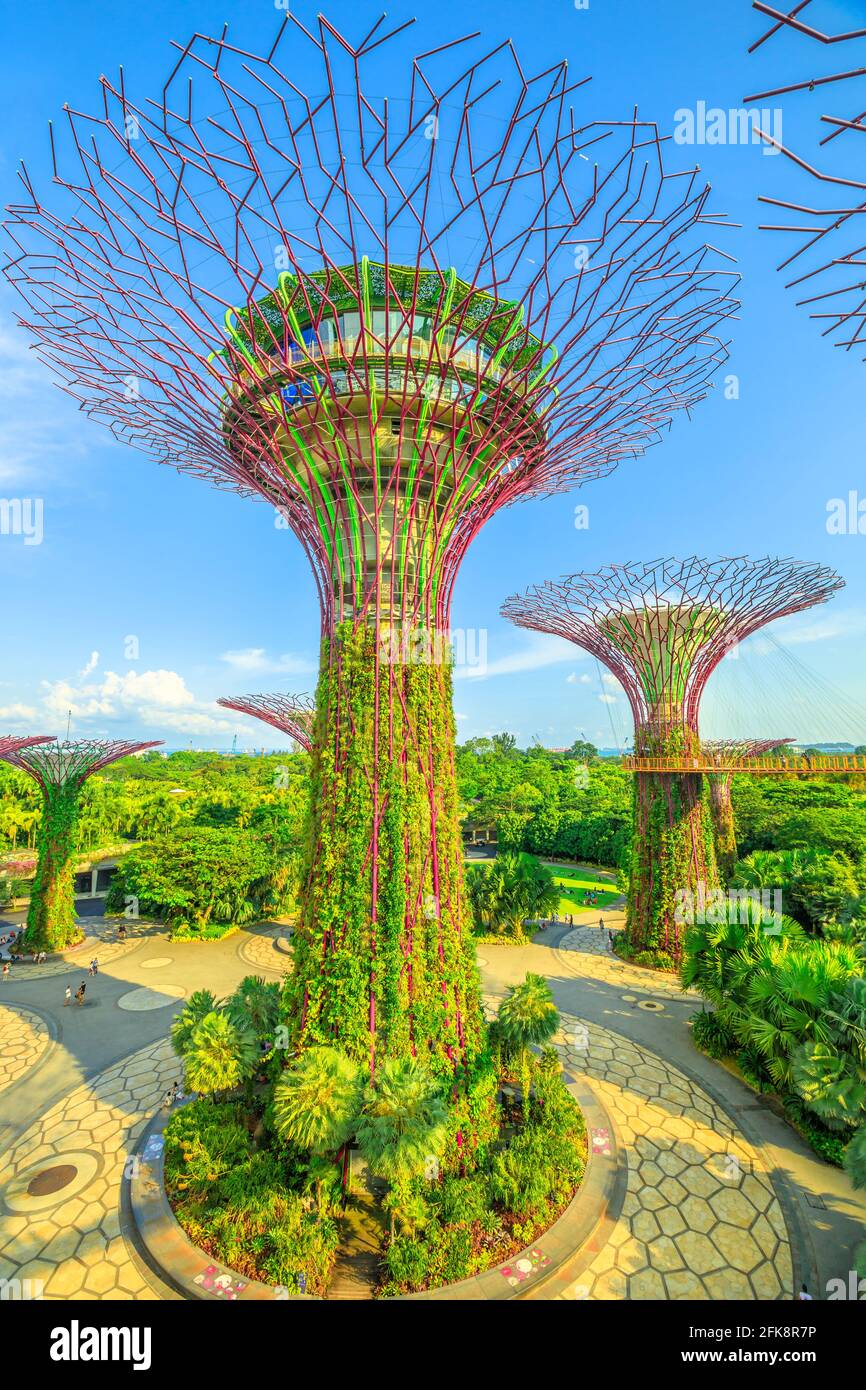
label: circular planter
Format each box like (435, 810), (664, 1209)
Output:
(129, 1075), (623, 1302)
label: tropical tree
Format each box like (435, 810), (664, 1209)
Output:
(843, 1125), (866, 1191)
(170, 989), (220, 1058)
(226, 975), (280, 1043)
(181, 1011), (259, 1099)
(355, 1057), (448, 1233)
(496, 973), (560, 1056)
(494, 972), (560, 1118)
(272, 1046), (363, 1156)
(466, 853), (559, 938)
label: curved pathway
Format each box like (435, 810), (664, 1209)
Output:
(555, 1015), (792, 1299)
(0, 895), (863, 1301)
(0, 1004), (51, 1093)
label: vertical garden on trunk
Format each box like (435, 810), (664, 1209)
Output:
(288, 621), (482, 1078)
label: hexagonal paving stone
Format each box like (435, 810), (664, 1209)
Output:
(709, 1187), (762, 1229)
(674, 1231), (725, 1277)
(712, 1224), (765, 1275)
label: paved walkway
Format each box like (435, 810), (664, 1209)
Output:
(0, 1004), (51, 1093)
(0, 896), (863, 1300)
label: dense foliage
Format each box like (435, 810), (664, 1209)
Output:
(465, 853), (559, 939)
(683, 905), (866, 1181)
(105, 826), (296, 939)
(285, 623), (482, 1078)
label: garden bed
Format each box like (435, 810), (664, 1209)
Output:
(161, 1059), (588, 1298)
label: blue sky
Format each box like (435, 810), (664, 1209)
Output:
(1, 0), (864, 751)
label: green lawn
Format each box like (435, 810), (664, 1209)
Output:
(541, 864), (621, 915)
(463, 855), (621, 917)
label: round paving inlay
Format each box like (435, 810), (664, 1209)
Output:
(139, 957), (173, 970)
(117, 984), (186, 1011)
(637, 1000), (665, 1012)
(4, 1150), (101, 1213)
(27, 1163), (78, 1197)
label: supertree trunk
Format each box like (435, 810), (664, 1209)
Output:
(708, 777), (737, 882)
(626, 727), (719, 964)
(287, 622), (482, 1079)
(24, 783), (81, 952)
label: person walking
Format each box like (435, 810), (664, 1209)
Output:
(64, 985), (72, 1006)
(1, 962), (9, 982)
(75, 982), (86, 1007)
(89, 958), (99, 977)
(599, 917), (604, 931)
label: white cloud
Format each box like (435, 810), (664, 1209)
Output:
(38, 667), (235, 737)
(598, 693), (618, 705)
(457, 632), (582, 681)
(220, 647), (316, 676)
(0, 702), (38, 724)
(78, 651), (99, 679)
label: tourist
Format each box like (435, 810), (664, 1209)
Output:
(608, 930), (614, 948)
(796, 1283), (813, 1301)
(117, 923), (126, 940)
(1, 962), (9, 982)
(599, 917), (604, 931)
(89, 957), (99, 977)
(64, 985), (72, 1006)
(75, 982), (86, 1006)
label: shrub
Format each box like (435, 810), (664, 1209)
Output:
(163, 1099), (339, 1294)
(690, 1010), (733, 1060)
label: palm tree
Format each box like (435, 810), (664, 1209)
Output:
(182, 1011), (259, 1098)
(495, 973), (560, 1118)
(468, 853), (559, 938)
(170, 989), (220, 1058)
(272, 1046), (363, 1155)
(496, 973), (560, 1055)
(355, 1056), (448, 1233)
(226, 975), (280, 1042)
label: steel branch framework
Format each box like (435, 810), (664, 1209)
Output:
(217, 694), (315, 752)
(746, 1), (866, 356)
(502, 557), (844, 740)
(0, 739), (163, 790)
(4, 13), (738, 633)
(0, 735), (53, 760)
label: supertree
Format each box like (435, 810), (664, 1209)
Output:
(217, 694), (315, 754)
(502, 558), (844, 962)
(0, 740), (162, 951)
(702, 737), (794, 878)
(745, 2), (866, 356)
(4, 15), (738, 1076)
